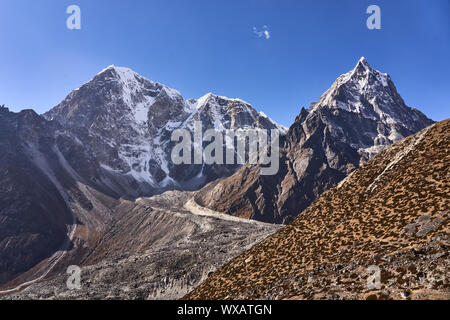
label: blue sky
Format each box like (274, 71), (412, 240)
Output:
(0, 0), (449, 126)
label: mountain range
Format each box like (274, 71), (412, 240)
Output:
(0, 58), (444, 300)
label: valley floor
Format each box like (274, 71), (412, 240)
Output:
(0, 191), (280, 300)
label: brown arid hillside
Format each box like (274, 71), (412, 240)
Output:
(186, 119), (449, 300)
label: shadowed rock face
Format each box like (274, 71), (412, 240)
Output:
(0, 105), (123, 288)
(186, 119), (449, 300)
(0, 107), (82, 286)
(194, 58), (434, 224)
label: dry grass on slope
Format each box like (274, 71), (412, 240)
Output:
(186, 119), (449, 300)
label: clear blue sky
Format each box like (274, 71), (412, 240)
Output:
(0, 0), (449, 126)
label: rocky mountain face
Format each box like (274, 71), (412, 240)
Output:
(44, 66), (286, 197)
(186, 119), (450, 300)
(194, 58), (434, 224)
(0, 107), (72, 286)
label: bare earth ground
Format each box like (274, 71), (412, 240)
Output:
(1, 191), (280, 300)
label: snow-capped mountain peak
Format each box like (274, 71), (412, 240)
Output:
(311, 57), (424, 127)
(354, 56), (370, 71)
(44, 66), (286, 196)
(97, 64), (133, 75)
(96, 65), (185, 114)
(316, 57), (389, 111)
(301, 57), (434, 162)
(186, 92), (287, 132)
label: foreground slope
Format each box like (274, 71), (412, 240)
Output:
(194, 58), (434, 224)
(187, 119), (449, 300)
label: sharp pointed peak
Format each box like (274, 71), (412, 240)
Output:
(354, 56), (372, 71)
(358, 56), (368, 64)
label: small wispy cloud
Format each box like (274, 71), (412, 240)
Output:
(253, 25), (270, 40)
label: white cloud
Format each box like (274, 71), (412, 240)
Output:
(253, 25), (270, 40)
